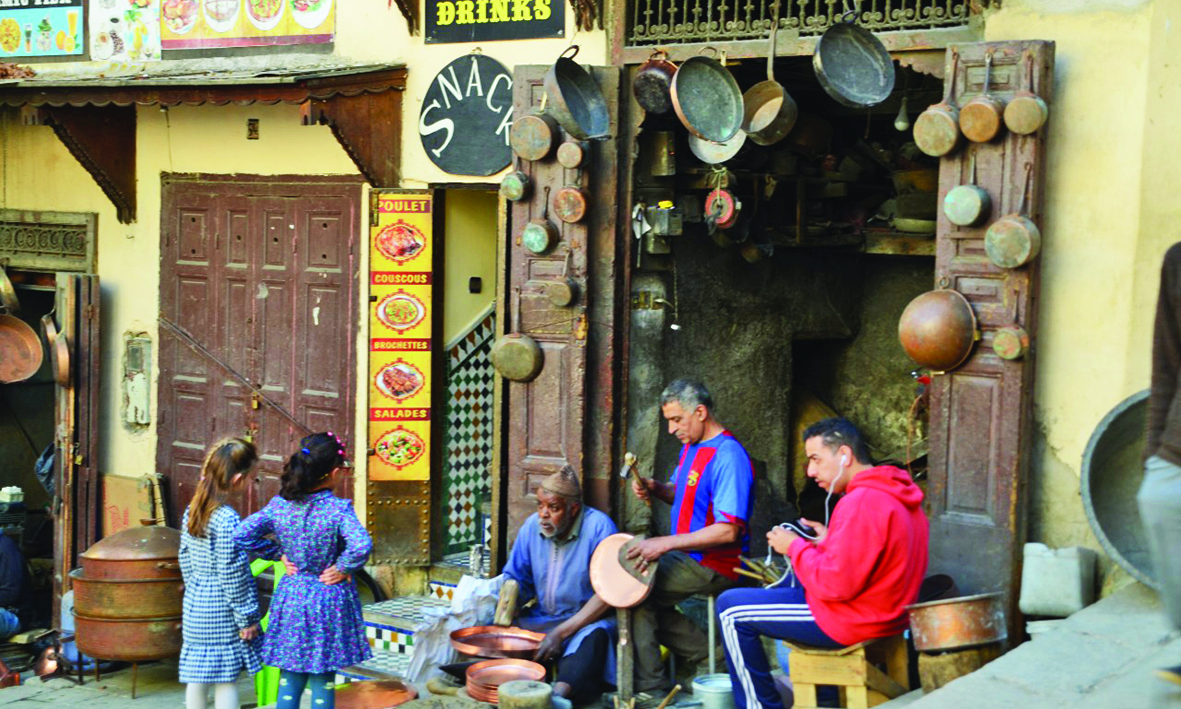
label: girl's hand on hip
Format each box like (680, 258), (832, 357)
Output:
(280, 554), (298, 576)
(319, 565), (351, 585)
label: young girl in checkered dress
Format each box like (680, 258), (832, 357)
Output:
(235, 432), (373, 709)
(179, 438), (263, 709)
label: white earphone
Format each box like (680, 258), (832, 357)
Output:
(841, 455), (849, 466)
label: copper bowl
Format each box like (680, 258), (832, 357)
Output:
(465, 659), (546, 703)
(905, 592), (1006, 652)
(450, 625), (545, 659)
(898, 289), (978, 372)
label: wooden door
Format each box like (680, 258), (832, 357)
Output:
(52, 273), (100, 627)
(158, 176), (361, 523)
(926, 40), (1053, 641)
(503, 67), (621, 545)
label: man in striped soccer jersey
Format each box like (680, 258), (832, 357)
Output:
(628, 379), (755, 698)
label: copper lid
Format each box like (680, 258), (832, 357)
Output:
(590, 533), (654, 609)
(80, 522), (180, 561)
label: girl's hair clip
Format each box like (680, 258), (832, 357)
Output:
(301, 447), (311, 455)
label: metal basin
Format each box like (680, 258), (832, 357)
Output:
(74, 614), (183, 661)
(1081, 389), (1155, 587)
(905, 592), (1006, 652)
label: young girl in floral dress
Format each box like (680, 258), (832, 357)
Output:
(235, 432), (372, 709)
(179, 438), (262, 709)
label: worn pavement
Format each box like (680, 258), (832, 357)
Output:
(883, 582), (1181, 708)
(3, 582), (1180, 708)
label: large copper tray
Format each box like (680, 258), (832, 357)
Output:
(450, 625), (545, 659)
(465, 659), (546, 703)
(336, 679), (418, 709)
(590, 533), (653, 609)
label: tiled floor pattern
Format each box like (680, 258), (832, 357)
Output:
(442, 311), (495, 556)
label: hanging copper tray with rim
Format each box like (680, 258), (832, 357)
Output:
(450, 625), (546, 659)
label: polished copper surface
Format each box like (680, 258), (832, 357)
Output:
(79, 522), (181, 580)
(336, 679), (418, 709)
(590, 532), (653, 609)
(0, 313), (42, 384)
(898, 289), (978, 373)
(464, 659), (546, 703)
(450, 626), (545, 659)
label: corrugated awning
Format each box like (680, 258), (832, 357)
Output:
(0, 62), (407, 107)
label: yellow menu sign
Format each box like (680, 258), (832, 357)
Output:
(161, 0), (334, 50)
(368, 192), (433, 482)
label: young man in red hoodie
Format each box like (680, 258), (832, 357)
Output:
(717, 417), (929, 709)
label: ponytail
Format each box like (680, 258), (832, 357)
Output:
(187, 437), (258, 537)
(280, 431), (347, 502)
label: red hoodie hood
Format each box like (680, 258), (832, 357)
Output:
(845, 465), (924, 509)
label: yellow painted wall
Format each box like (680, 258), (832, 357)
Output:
(984, 0), (1164, 590)
(0, 103), (371, 513)
(443, 190), (499, 343)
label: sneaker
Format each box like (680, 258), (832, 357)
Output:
(1157, 664), (1181, 686)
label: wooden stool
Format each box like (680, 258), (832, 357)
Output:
(785, 634), (910, 709)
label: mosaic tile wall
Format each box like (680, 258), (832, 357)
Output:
(442, 310), (495, 556)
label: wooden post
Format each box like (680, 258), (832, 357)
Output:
(617, 607), (633, 702)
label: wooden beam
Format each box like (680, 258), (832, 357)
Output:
(302, 89), (403, 188)
(25, 105), (136, 223)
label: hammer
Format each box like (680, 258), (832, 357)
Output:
(620, 452), (649, 506)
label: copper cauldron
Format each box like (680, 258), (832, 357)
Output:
(905, 592), (1006, 652)
(72, 520), (183, 662)
(70, 569), (183, 619)
(74, 615), (184, 661)
(79, 522), (182, 580)
(898, 289), (978, 373)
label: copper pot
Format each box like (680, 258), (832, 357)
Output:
(898, 289), (978, 372)
(79, 522), (181, 580)
(74, 614), (183, 661)
(906, 592), (1006, 652)
(634, 50), (678, 115)
(70, 568), (183, 619)
(0, 313), (42, 384)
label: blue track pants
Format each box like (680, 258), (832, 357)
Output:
(718, 584), (843, 709)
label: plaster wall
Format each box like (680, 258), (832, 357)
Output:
(984, 0), (1163, 590)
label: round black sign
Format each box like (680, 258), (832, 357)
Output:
(419, 54), (514, 177)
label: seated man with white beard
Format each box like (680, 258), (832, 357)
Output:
(503, 466), (618, 704)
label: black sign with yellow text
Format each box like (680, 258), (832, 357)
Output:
(425, 0), (563, 43)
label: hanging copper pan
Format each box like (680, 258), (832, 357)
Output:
(671, 47), (745, 143)
(742, 2), (797, 146)
(553, 185), (589, 224)
(0, 313), (42, 384)
(510, 113), (560, 162)
(634, 50), (679, 115)
(544, 45), (611, 140)
(914, 49), (961, 157)
(959, 51), (1006, 143)
(984, 164), (1040, 269)
(1004, 52), (1049, 135)
(42, 314), (70, 387)
(812, 11), (895, 109)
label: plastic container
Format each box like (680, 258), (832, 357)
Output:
(1018, 543), (1097, 617)
(692, 674), (736, 709)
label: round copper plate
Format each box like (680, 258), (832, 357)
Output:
(465, 659), (546, 703)
(335, 680), (418, 709)
(590, 532), (653, 609)
(450, 626), (546, 659)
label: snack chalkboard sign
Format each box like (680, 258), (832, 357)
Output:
(418, 53), (514, 176)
